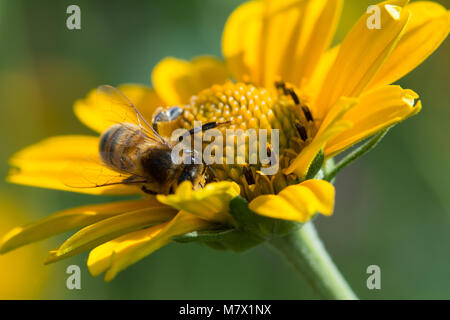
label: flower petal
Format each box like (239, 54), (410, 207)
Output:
(0, 198), (159, 254)
(315, 0), (411, 119)
(274, 0), (343, 88)
(152, 56), (229, 106)
(307, 45), (340, 101)
(87, 224), (166, 279)
(8, 135), (136, 195)
(45, 205), (176, 263)
(222, 0), (263, 84)
(156, 181), (239, 225)
(249, 179), (334, 222)
(88, 211), (214, 281)
(368, 1), (450, 89)
(325, 85), (421, 157)
(222, 0), (343, 88)
(283, 97), (357, 178)
(74, 84), (163, 134)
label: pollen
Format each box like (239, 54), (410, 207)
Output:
(180, 81), (318, 199)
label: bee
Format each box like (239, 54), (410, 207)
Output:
(63, 85), (219, 195)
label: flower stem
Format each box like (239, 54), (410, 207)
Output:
(268, 222), (358, 300)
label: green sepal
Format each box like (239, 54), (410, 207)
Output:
(172, 228), (236, 243)
(229, 196), (301, 239)
(306, 149), (324, 180)
(172, 227), (264, 252)
(171, 196), (301, 252)
(325, 129), (389, 181)
(201, 230), (265, 252)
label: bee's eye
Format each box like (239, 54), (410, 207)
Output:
(154, 106), (182, 123)
(167, 106), (183, 120)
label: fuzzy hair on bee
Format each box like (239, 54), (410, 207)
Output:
(99, 122), (205, 195)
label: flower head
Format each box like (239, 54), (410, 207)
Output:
(1, 0), (448, 281)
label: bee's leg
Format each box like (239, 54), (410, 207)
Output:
(141, 185), (157, 195)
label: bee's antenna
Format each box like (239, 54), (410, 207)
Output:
(183, 120), (232, 137)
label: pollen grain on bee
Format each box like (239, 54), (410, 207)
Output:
(170, 121), (280, 175)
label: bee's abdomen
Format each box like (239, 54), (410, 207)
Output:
(99, 123), (145, 172)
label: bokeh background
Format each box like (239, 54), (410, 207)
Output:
(0, 0), (449, 299)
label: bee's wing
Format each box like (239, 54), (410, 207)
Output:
(60, 152), (148, 189)
(96, 85), (168, 145)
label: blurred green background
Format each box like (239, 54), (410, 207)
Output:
(0, 0), (449, 299)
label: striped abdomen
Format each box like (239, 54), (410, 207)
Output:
(99, 123), (148, 173)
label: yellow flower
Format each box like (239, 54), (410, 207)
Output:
(1, 0), (448, 281)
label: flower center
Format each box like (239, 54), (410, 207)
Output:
(180, 81), (317, 199)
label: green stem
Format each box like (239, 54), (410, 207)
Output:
(268, 222), (358, 300)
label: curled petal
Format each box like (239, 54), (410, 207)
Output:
(157, 181), (239, 225)
(325, 85), (422, 157)
(249, 179), (335, 222)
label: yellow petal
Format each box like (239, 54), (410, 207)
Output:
(307, 45), (340, 101)
(222, 0), (263, 84)
(87, 223), (166, 279)
(8, 135), (136, 195)
(315, 0), (411, 120)
(325, 85), (421, 157)
(0, 198), (159, 253)
(222, 0), (343, 88)
(152, 56), (229, 106)
(283, 98), (357, 178)
(249, 179), (334, 222)
(46, 205), (176, 263)
(272, 0), (343, 88)
(88, 211), (214, 281)
(368, 2), (450, 89)
(74, 84), (163, 134)
(0, 197), (49, 299)
(156, 181), (239, 225)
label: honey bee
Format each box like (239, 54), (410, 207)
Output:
(63, 85), (210, 195)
